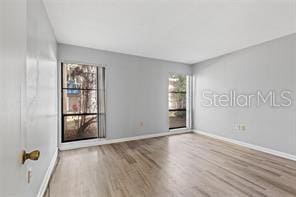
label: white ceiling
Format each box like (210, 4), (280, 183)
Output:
(43, 0), (296, 64)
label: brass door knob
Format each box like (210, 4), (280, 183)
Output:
(22, 150), (40, 164)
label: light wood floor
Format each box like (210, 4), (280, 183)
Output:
(48, 133), (296, 197)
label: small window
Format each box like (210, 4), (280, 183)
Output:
(168, 74), (190, 130)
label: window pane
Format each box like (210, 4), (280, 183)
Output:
(169, 92), (186, 110)
(63, 115), (98, 141)
(168, 73), (187, 129)
(63, 64), (97, 89)
(169, 74), (187, 92)
(98, 67), (106, 114)
(169, 111), (186, 128)
(63, 90), (97, 114)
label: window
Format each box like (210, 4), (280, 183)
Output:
(168, 74), (190, 129)
(61, 63), (106, 142)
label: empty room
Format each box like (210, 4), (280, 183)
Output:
(1, 0), (296, 196)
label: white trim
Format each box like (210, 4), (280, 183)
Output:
(37, 148), (58, 197)
(193, 130), (296, 161)
(61, 59), (107, 68)
(60, 129), (192, 151)
(186, 75), (193, 129)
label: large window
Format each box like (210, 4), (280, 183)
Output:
(61, 63), (106, 142)
(168, 74), (189, 129)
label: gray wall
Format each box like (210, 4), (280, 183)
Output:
(192, 33), (296, 155)
(58, 44), (191, 140)
(0, 0), (58, 196)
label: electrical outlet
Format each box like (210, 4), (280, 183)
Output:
(234, 123), (246, 131)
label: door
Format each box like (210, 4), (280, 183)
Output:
(1, 1), (60, 196)
(1, 1), (28, 196)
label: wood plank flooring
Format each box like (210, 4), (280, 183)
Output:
(48, 133), (296, 197)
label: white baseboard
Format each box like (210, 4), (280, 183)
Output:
(60, 129), (192, 151)
(37, 148), (58, 197)
(193, 130), (296, 161)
